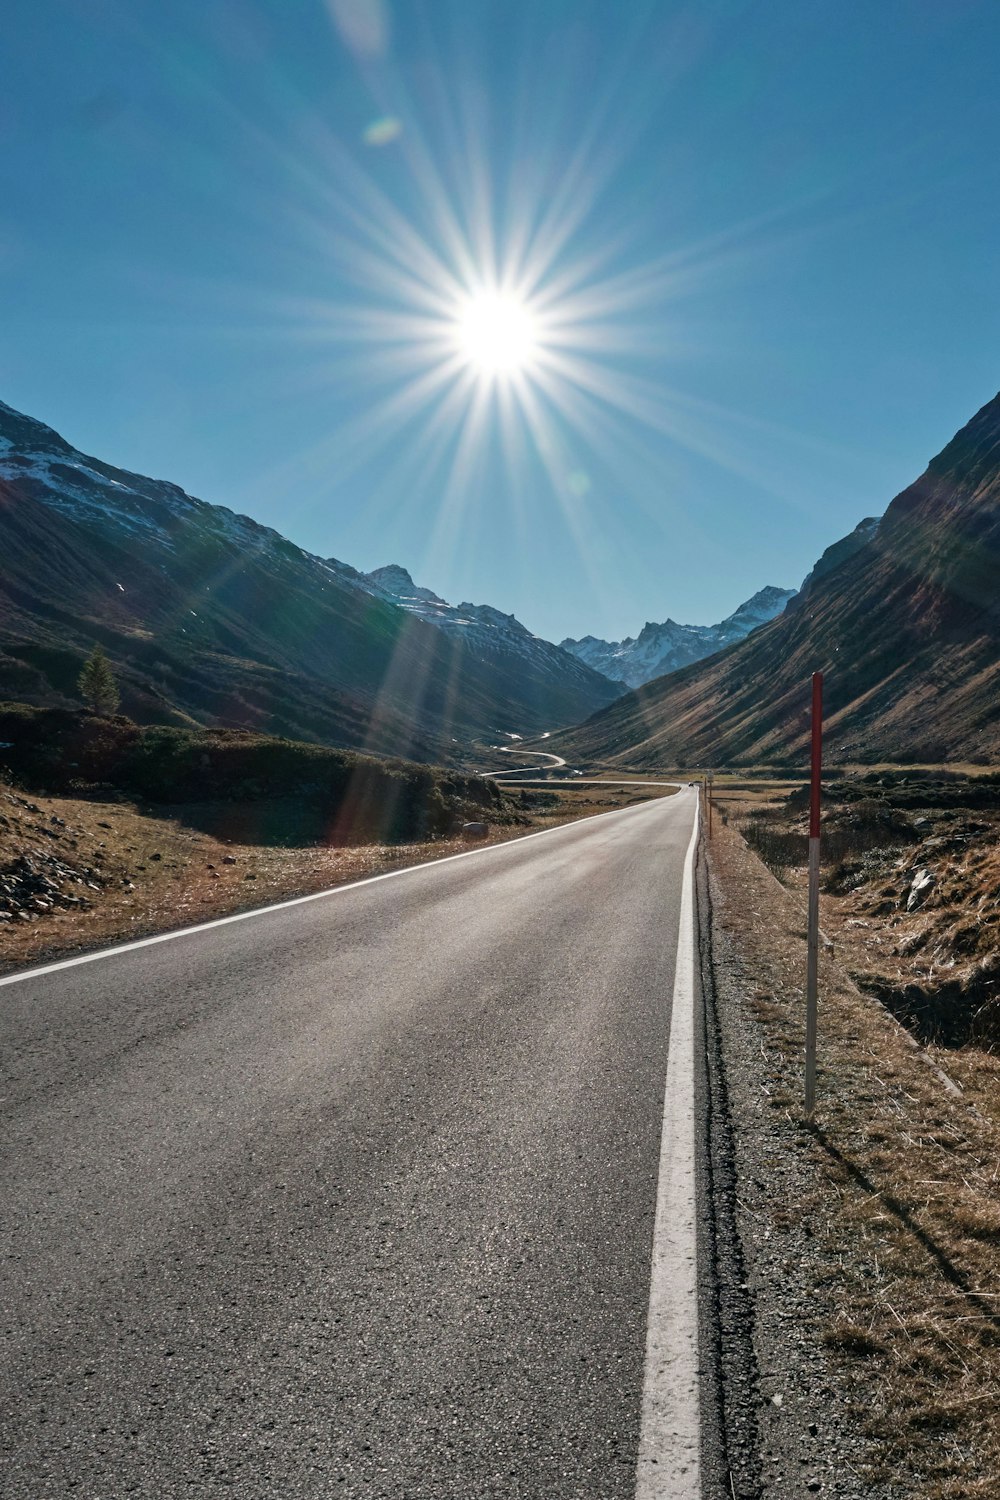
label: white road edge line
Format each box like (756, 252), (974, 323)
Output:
(0, 786), (683, 990)
(636, 794), (702, 1499)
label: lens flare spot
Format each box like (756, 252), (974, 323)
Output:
(455, 291), (539, 376)
(363, 116), (402, 147)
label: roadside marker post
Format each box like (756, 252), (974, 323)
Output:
(804, 672), (823, 1121)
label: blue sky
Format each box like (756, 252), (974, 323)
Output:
(2, 0), (998, 643)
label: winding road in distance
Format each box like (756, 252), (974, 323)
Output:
(1, 787), (704, 1500)
(475, 745), (568, 776)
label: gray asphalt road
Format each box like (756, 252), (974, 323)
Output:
(1, 789), (698, 1499)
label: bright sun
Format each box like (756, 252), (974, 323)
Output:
(455, 290), (539, 376)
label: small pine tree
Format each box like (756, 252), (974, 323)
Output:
(78, 645), (120, 716)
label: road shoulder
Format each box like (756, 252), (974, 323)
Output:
(699, 817), (1000, 1498)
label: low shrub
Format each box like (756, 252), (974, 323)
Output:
(738, 808), (805, 882)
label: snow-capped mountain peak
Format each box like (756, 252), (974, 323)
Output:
(365, 564), (447, 607)
(561, 586), (797, 688)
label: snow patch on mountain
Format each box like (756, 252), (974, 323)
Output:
(366, 564), (448, 608)
(0, 400), (359, 588)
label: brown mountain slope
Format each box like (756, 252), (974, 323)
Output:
(554, 391), (1000, 767)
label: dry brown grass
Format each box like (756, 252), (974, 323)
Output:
(720, 780), (1000, 1123)
(710, 816), (1000, 1496)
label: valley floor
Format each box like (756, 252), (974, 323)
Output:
(0, 780), (675, 975)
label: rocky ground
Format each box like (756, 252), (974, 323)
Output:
(706, 783), (1000, 1498)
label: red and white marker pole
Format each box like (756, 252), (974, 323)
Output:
(804, 671), (823, 1121)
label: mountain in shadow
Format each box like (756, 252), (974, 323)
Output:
(0, 400), (620, 761)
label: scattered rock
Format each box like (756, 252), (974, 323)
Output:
(0, 846), (114, 925)
(907, 868), (936, 912)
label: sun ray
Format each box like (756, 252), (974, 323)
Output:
(138, 2), (861, 567)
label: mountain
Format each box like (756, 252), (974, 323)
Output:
(552, 391), (1000, 767)
(0, 401), (620, 758)
(356, 562), (626, 711)
(363, 564), (446, 610)
(791, 516), (880, 602)
(561, 585), (796, 688)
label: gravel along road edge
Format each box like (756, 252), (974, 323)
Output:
(638, 796), (788, 1500)
(699, 816), (974, 1499)
(689, 813), (903, 1500)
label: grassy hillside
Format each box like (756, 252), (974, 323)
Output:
(0, 705), (508, 845)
